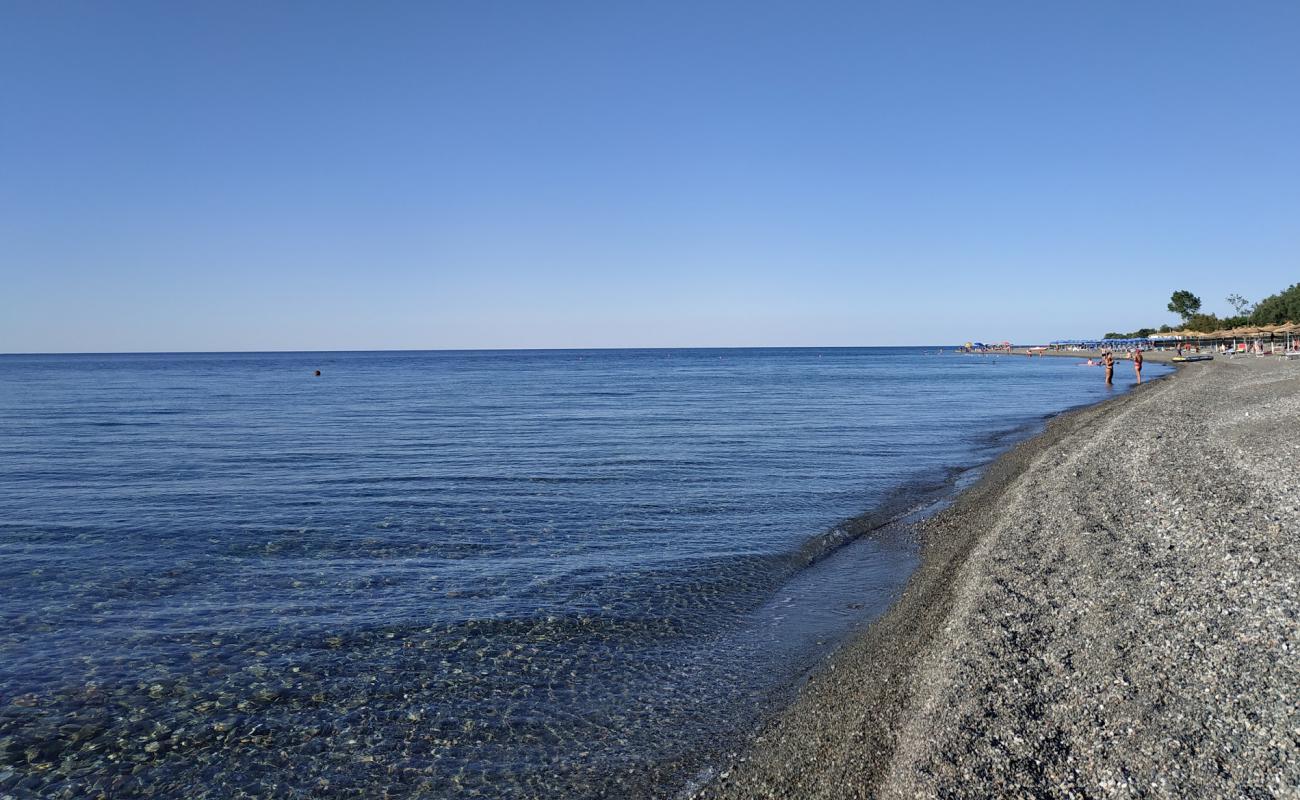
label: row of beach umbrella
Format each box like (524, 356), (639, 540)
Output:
(1052, 321), (1299, 348)
(1159, 322), (1300, 339)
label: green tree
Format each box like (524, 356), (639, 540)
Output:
(1167, 290), (1202, 321)
(1184, 313), (1222, 333)
(1249, 283), (1300, 325)
(1101, 326), (1158, 339)
(1226, 293), (1251, 316)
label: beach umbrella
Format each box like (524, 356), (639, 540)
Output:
(1259, 323), (1293, 352)
(1280, 322), (1300, 351)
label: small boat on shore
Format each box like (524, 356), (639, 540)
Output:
(1171, 354), (1214, 362)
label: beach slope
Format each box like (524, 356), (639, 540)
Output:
(698, 357), (1299, 798)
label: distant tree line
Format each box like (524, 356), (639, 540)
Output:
(1102, 282), (1300, 339)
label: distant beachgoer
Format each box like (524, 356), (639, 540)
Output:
(1134, 348), (1143, 383)
(1102, 351), (1114, 385)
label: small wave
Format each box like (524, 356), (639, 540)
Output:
(783, 468), (968, 571)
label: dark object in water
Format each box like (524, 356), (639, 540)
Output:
(314, 370), (322, 376)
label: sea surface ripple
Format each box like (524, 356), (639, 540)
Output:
(0, 347), (1163, 797)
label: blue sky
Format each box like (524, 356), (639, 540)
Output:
(2, 1), (1297, 352)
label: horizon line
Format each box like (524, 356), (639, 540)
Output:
(0, 343), (987, 357)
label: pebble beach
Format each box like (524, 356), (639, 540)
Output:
(698, 355), (1299, 798)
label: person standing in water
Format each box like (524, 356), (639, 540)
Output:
(1102, 350), (1114, 385)
(1133, 348), (1143, 383)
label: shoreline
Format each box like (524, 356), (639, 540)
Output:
(694, 356), (1299, 797)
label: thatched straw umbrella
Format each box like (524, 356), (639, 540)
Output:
(1273, 322), (1300, 352)
(1225, 325), (1278, 353)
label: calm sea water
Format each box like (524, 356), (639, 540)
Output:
(0, 348), (1163, 797)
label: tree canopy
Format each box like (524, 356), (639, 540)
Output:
(1167, 290), (1202, 321)
(1103, 327), (1158, 339)
(1184, 313), (1226, 333)
(1249, 283), (1300, 326)
(1100, 281), (1296, 340)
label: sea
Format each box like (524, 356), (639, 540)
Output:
(0, 347), (1164, 798)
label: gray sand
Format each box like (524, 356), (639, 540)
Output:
(696, 356), (1299, 799)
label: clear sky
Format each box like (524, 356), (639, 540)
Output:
(2, 1), (1297, 352)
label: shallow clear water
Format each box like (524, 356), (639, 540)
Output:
(0, 348), (1163, 797)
